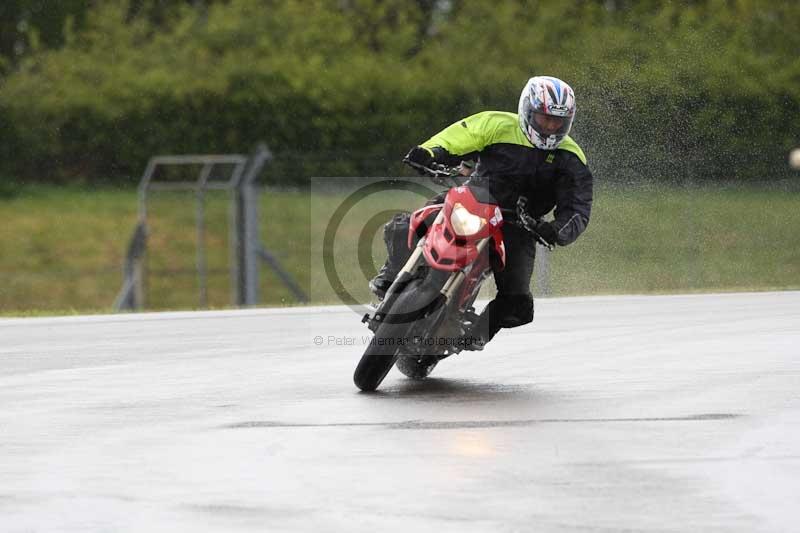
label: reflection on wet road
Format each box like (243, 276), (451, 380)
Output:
(1, 292), (799, 532)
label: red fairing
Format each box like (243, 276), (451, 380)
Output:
(408, 186), (505, 272)
(408, 204), (444, 250)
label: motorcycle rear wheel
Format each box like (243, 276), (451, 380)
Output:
(394, 355), (438, 380)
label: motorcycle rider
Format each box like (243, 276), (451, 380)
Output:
(370, 76), (593, 348)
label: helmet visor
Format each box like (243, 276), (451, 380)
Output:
(521, 95), (574, 140)
(531, 111), (570, 137)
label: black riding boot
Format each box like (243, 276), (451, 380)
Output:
(462, 294), (534, 351)
(369, 261), (399, 299)
(461, 308), (501, 351)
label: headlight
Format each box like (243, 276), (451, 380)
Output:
(450, 203), (486, 236)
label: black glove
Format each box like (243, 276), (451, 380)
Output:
(532, 220), (557, 247)
(403, 146), (435, 175)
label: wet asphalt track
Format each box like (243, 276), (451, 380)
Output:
(1, 292), (799, 532)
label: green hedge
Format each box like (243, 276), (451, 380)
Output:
(1, 0), (798, 184)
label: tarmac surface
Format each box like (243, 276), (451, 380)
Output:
(1, 292), (799, 532)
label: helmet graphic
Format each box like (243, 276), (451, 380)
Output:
(518, 76), (576, 150)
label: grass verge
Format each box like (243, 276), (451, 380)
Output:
(0, 182), (798, 315)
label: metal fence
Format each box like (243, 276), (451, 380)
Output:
(113, 144), (307, 311)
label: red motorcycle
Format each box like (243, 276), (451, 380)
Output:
(353, 161), (551, 391)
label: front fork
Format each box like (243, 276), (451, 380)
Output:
(363, 210), (490, 331)
(439, 238), (489, 301)
(361, 234), (430, 331)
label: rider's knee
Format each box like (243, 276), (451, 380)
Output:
(383, 212), (411, 265)
(384, 212), (410, 240)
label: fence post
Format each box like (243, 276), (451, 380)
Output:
(113, 222), (147, 311)
(234, 143), (272, 306)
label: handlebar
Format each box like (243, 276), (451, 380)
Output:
(402, 158), (465, 187)
(508, 197), (554, 250)
(403, 158), (554, 251)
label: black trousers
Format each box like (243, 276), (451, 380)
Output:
(481, 222), (536, 341)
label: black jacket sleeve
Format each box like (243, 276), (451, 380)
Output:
(551, 151), (593, 246)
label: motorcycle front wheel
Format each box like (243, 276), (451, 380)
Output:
(353, 272), (448, 391)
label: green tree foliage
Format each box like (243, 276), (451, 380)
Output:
(0, 0), (89, 70)
(0, 0), (797, 183)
